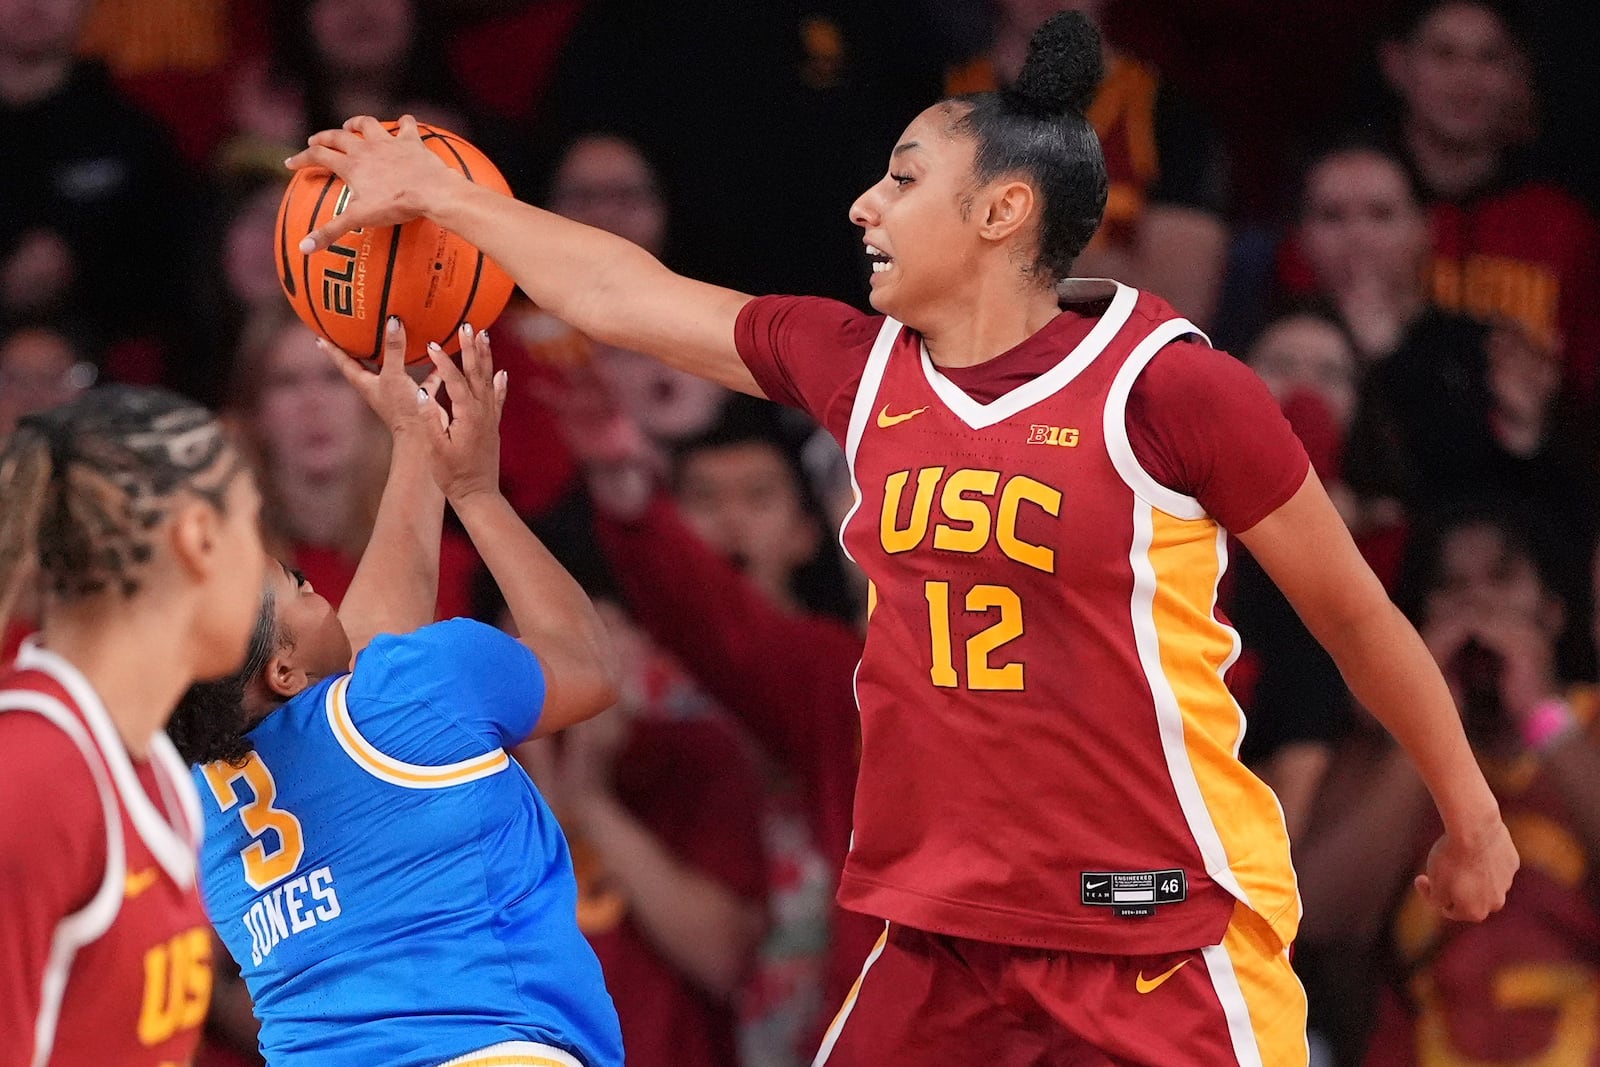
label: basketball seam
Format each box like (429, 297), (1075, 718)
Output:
(277, 188), (297, 297)
(300, 173), (342, 346)
(423, 133), (490, 350)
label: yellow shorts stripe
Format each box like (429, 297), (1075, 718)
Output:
(1202, 903), (1309, 1067)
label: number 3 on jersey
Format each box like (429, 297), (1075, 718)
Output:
(202, 754), (305, 891)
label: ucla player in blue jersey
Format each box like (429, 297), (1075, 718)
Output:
(167, 319), (625, 1067)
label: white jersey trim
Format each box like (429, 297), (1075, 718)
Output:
(14, 640), (197, 886)
(837, 315), (906, 563)
(0, 688), (126, 1067)
(1103, 317), (1211, 521)
(435, 1039), (587, 1067)
(921, 279), (1135, 430)
(324, 674), (511, 789)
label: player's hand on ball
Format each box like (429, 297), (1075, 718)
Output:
(320, 316), (441, 437)
(1415, 818), (1519, 922)
(418, 322), (507, 503)
(288, 114), (453, 254)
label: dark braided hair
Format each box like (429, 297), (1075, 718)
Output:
(947, 11), (1107, 281)
(0, 385), (240, 634)
(167, 585), (281, 766)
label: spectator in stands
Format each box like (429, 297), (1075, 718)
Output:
(548, 369), (879, 1062)
(0, 320), (94, 662)
(0, 0), (202, 387)
(1297, 510), (1600, 1067)
(945, 0), (1231, 326)
(504, 570), (769, 1067)
(227, 0), (526, 191)
(1293, 142), (1591, 542)
(510, 134), (730, 447)
(1231, 310), (1361, 841)
(229, 318), (479, 616)
(1379, 0), (1600, 405)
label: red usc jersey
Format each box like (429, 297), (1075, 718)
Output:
(1365, 687), (1600, 1067)
(737, 282), (1306, 956)
(0, 642), (210, 1067)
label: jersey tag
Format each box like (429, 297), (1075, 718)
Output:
(1080, 869), (1187, 918)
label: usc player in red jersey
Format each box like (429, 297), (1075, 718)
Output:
(292, 13), (1518, 1063)
(0, 387), (266, 1067)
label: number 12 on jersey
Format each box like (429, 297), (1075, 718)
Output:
(925, 580), (1025, 690)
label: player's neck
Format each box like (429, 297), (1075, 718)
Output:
(35, 601), (199, 761)
(0, 51), (73, 108)
(1404, 118), (1502, 201)
(918, 284), (1062, 370)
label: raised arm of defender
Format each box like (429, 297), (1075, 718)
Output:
(289, 115), (762, 397)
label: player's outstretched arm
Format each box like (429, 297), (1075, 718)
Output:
(1236, 469), (1520, 923)
(288, 116), (762, 397)
(326, 316), (446, 655)
(416, 327), (619, 735)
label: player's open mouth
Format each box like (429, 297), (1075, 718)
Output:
(866, 244), (893, 274)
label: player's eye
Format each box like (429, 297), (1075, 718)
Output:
(289, 567), (309, 590)
(890, 172), (913, 187)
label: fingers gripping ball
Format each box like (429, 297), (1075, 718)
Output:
(275, 122), (515, 364)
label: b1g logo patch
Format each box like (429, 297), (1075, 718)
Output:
(1081, 869), (1186, 918)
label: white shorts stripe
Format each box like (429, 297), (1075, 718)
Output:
(811, 922), (890, 1067)
(1201, 943), (1267, 1067)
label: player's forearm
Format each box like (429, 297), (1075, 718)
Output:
(425, 180), (760, 393)
(451, 489), (617, 731)
(575, 794), (765, 1000)
(338, 431), (442, 654)
(1322, 601), (1502, 844)
(427, 180), (667, 351)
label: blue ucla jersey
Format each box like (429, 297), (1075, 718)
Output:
(194, 619), (623, 1067)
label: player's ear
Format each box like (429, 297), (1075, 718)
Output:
(265, 644), (310, 700)
(167, 498), (221, 584)
(978, 179), (1036, 244)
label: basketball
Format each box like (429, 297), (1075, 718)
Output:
(275, 122), (516, 364)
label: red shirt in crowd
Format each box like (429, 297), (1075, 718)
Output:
(568, 682), (767, 1067)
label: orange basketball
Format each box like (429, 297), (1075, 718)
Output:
(275, 122), (516, 364)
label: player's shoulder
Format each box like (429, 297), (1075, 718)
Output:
(351, 619), (530, 691)
(743, 294), (885, 351)
(0, 711), (104, 842)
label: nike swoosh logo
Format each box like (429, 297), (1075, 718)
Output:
(1135, 958), (1191, 994)
(124, 867), (161, 900)
(876, 404), (928, 428)
(1085, 879), (1108, 889)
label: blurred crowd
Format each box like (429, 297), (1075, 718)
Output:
(3, 0), (1598, 1065)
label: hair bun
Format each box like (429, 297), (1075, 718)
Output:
(1003, 11), (1104, 119)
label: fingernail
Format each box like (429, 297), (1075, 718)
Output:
(283, 157), (295, 167)
(387, 316), (401, 334)
(479, 330), (489, 346)
(427, 342), (444, 354)
(417, 387), (429, 403)
(298, 237), (316, 254)
(495, 370), (507, 388)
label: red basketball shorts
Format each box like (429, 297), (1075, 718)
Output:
(811, 902), (1308, 1066)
